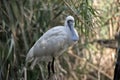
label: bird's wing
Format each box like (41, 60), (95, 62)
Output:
(25, 26), (66, 63)
(33, 26), (70, 57)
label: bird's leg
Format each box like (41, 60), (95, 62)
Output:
(47, 62), (51, 78)
(51, 57), (55, 74)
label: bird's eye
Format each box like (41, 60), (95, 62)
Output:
(67, 20), (74, 24)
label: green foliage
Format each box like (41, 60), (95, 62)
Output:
(1, 0), (118, 80)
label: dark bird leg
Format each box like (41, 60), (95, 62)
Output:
(47, 62), (51, 79)
(51, 57), (55, 74)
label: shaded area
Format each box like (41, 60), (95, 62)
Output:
(114, 32), (120, 80)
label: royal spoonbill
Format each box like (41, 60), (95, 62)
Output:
(26, 15), (79, 78)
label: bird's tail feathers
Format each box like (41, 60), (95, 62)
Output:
(26, 47), (34, 65)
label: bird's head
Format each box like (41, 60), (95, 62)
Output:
(65, 16), (79, 41)
(65, 16), (75, 27)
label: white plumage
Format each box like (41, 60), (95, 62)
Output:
(26, 16), (79, 77)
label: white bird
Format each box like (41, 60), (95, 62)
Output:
(26, 15), (79, 78)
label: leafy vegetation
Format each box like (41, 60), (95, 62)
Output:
(0, 0), (120, 80)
